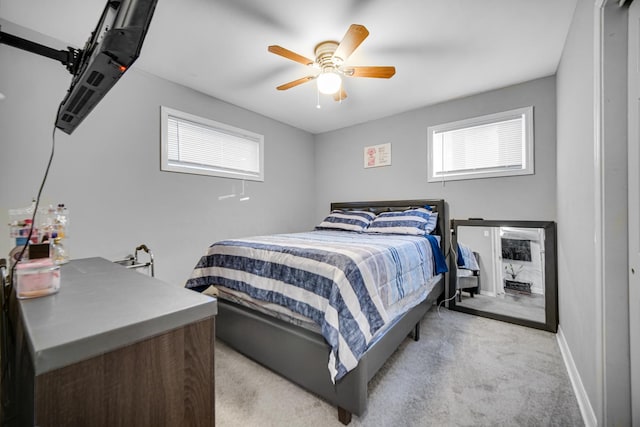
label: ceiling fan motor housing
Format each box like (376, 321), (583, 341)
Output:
(314, 41), (340, 72)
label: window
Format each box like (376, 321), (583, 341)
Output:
(427, 106), (533, 182)
(160, 106), (264, 181)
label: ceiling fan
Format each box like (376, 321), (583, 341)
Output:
(268, 24), (396, 101)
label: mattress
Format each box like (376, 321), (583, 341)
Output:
(211, 273), (443, 336)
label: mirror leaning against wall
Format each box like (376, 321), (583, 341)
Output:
(449, 219), (558, 332)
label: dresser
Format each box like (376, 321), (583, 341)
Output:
(10, 257), (217, 426)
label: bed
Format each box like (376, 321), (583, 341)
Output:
(186, 199), (449, 424)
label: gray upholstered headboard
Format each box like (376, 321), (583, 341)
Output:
(331, 199), (446, 235)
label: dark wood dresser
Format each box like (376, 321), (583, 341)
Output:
(10, 257), (217, 426)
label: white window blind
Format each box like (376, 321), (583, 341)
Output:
(161, 106), (264, 181)
(427, 106), (533, 182)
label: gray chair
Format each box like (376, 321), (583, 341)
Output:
(457, 252), (480, 301)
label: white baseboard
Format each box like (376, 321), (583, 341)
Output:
(557, 326), (597, 427)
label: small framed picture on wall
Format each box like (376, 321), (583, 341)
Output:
(364, 143), (391, 168)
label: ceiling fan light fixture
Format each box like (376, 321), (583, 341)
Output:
(269, 25), (394, 102)
(317, 71), (341, 95)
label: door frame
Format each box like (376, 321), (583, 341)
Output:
(627, 0), (640, 423)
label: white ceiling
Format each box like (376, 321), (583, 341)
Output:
(1, 0), (577, 134)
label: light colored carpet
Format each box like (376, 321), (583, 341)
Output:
(215, 307), (583, 427)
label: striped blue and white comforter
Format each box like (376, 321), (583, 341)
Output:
(186, 230), (447, 382)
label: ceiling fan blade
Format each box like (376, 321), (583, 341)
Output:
(332, 24), (369, 63)
(345, 66), (396, 78)
(268, 45), (314, 66)
(276, 76), (315, 90)
(333, 87), (348, 102)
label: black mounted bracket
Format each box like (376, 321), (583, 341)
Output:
(0, 26), (81, 75)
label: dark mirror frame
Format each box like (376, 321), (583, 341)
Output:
(448, 219), (558, 332)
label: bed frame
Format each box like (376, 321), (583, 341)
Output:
(215, 199), (449, 424)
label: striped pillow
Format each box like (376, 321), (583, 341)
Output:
(424, 210), (438, 234)
(316, 210), (377, 232)
(365, 207), (435, 236)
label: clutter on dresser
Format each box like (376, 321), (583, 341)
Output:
(7, 200), (70, 299)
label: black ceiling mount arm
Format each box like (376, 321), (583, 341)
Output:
(0, 28), (81, 75)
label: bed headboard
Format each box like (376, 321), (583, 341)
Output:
(330, 199), (450, 261)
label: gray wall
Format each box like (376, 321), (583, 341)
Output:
(314, 76), (557, 223)
(0, 20), (316, 287)
(556, 1), (598, 419)
(556, 0), (630, 424)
